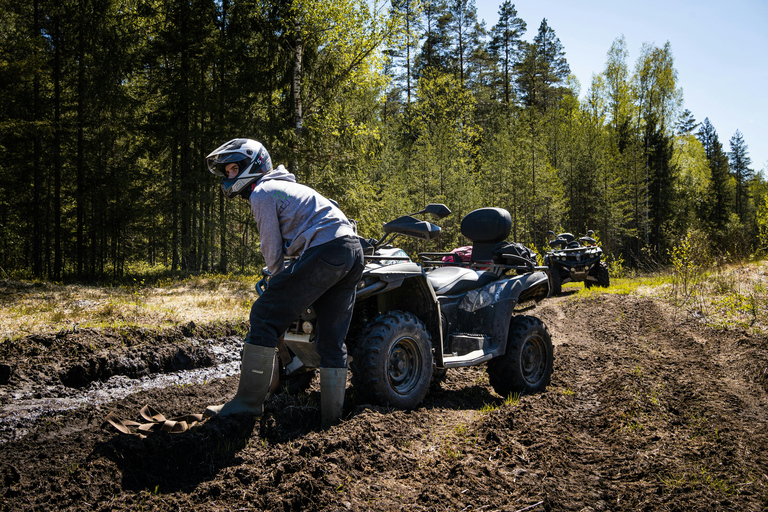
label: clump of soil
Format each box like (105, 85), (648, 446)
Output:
(1, 294), (767, 511)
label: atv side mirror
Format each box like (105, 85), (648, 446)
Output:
(587, 230), (594, 236)
(547, 230), (556, 240)
(414, 203), (452, 219)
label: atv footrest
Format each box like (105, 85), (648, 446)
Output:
(448, 334), (490, 356)
(443, 349), (494, 368)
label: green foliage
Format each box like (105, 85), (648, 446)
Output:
(669, 230), (710, 306)
(729, 130), (753, 222)
(0, 0), (763, 281)
(757, 193), (768, 255)
(672, 133), (710, 233)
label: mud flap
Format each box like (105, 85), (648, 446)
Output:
(276, 338), (293, 367)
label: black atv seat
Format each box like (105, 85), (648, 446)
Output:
(426, 266), (497, 296)
(461, 207), (512, 261)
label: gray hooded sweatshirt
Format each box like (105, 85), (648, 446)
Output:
(250, 165), (357, 275)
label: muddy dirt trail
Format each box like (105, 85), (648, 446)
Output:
(1, 293), (767, 511)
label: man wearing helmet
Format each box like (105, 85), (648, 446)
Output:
(205, 138), (364, 429)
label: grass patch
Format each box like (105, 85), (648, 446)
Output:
(0, 274), (260, 341)
(2, 259), (765, 340)
(659, 465), (743, 496)
(564, 257), (767, 336)
(570, 275), (674, 298)
(650, 259), (767, 336)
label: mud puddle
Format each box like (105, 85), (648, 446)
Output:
(0, 334), (244, 444)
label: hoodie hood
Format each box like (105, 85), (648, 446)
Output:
(259, 164), (295, 184)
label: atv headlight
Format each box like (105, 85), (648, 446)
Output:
(459, 288), (494, 312)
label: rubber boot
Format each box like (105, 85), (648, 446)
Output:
(205, 343), (277, 418)
(320, 368), (347, 430)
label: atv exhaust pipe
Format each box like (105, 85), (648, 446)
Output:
(354, 281), (387, 302)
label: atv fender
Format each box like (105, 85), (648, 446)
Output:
(364, 261), (424, 291)
(455, 271), (549, 359)
(354, 262), (444, 367)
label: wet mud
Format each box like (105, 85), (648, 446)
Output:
(1, 294), (767, 511)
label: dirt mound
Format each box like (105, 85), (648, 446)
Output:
(1, 294), (767, 511)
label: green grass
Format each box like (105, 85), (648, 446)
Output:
(567, 275), (673, 297)
(659, 465), (742, 496)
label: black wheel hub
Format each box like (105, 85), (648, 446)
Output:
(389, 336), (423, 395)
(521, 335), (547, 385)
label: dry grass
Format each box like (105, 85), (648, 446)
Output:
(3, 260), (766, 341)
(635, 259), (768, 337)
(0, 275), (260, 341)
(561, 259), (767, 337)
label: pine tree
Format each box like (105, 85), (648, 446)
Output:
(515, 19), (570, 112)
(647, 115), (676, 254)
(676, 108), (699, 135)
(446, 0), (481, 87)
(697, 118), (734, 244)
(388, 0), (422, 109)
(488, 1), (526, 112)
(415, 0), (452, 76)
(729, 130), (753, 221)
(536, 19), (570, 110)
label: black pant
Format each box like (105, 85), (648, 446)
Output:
(246, 236), (364, 368)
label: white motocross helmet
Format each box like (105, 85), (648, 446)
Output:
(206, 138), (272, 198)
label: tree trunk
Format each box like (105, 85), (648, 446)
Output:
(76, 0), (86, 277)
(32, 0), (43, 278)
(53, 17), (63, 280)
(292, 25), (303, 177)
(218, 0), (228, 272)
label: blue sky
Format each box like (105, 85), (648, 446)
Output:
(475, 0), (768, 173)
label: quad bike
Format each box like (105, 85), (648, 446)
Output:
(544, 230), (610, 295)
(262, 205), (554, 409)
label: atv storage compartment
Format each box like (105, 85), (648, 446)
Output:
(460, 208), (512, 261)
(492, 241), (537, 266)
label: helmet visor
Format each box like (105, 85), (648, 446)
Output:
(206, 153), (245, 177)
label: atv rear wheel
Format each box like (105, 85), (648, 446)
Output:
(352, 311), (433, 409)
(487, 316), (553, 397)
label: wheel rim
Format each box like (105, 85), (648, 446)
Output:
(388, 336), (423, 395)
(520, 335), (548, 385)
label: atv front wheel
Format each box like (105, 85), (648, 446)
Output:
(487, 316), (553, 397)
(549, 266), (562, 296)
(596, 262), (610, 287)
(352, 311), (433, 409)
(585, 262), (610, 289)
(277, 369), (315, 395)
